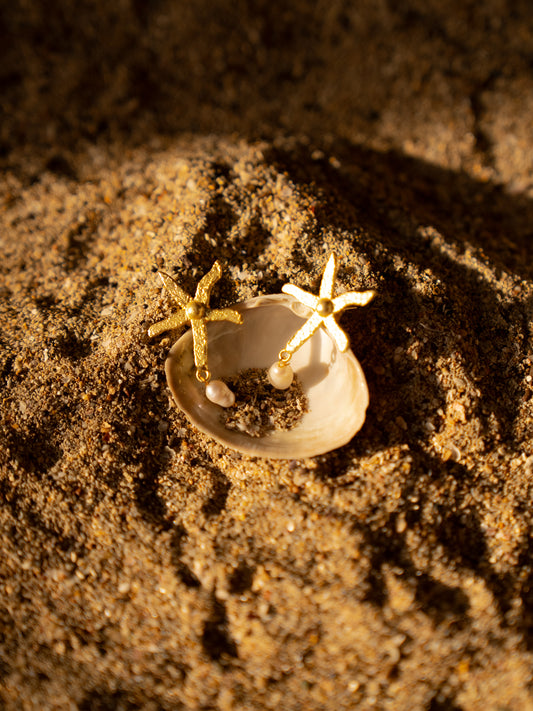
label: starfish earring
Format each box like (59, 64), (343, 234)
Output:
(267, 252), (375, 389)
(148, 261), (242, 407)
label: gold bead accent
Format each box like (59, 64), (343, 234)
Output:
(316, 298), (334, 316)
(186, 300), (206, 320)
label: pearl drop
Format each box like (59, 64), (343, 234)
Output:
(205, 380), (235, 408)
(267, 362), (294, 390)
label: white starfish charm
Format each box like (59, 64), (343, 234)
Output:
(281, 253), (375, 355)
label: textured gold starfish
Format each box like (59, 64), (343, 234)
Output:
(281, 252), (375, 358)
(148, 261), (242, 381)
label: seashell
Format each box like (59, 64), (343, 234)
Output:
(165, 294), (370, 459)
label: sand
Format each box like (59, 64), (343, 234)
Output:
(1, 2), (533, 709)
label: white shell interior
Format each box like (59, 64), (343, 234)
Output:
(165, 294), (370, 459)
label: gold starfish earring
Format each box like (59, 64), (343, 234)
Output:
(267, 252), (375, 389)
(148, 261), (242, 406)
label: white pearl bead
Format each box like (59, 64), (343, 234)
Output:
(205, 380), (235, 408)
(267, 362), (294, 390)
